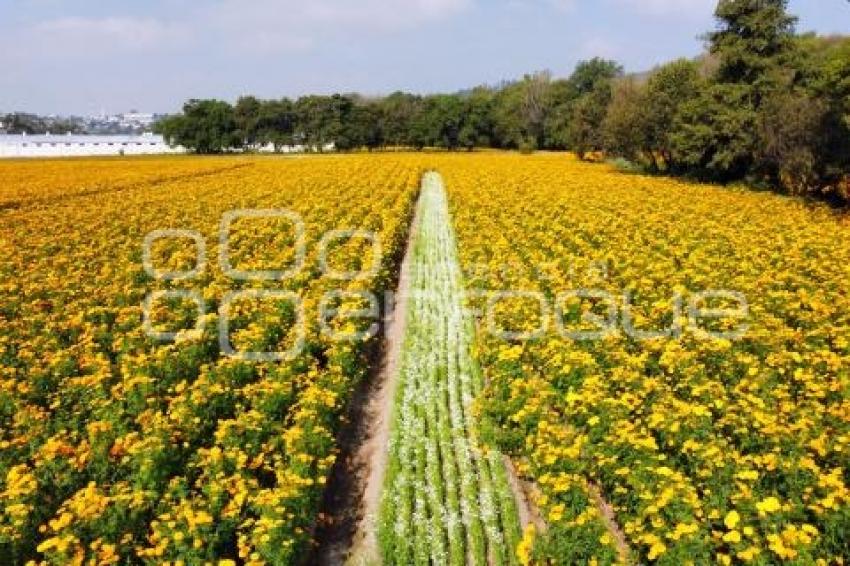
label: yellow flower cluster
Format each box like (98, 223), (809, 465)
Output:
(439, 153), (850, 564)
(0, 154), (426, 563)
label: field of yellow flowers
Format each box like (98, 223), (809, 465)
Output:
(439, 153), (850, 564)
(1, 152), (848, 565)
(0, 155), (426, 564)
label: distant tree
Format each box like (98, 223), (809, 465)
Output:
(814, 37), (850, 188)
(670, 83), (757, 181)
(543, 79), (573, 149)
(380, 92), (422, 148)
(519, 71), (552, 149)
(256, 98), (296, 150)
(491, 83), (525, 149)
(415, 95), (466, 150)
(1, 113), (82, 135)
(755, 89), (825, 194)
(459, 87), (495, 150)
(337, 99), (383, 151)
(295, 94), (354, 150)
(565, 59), (622, 159)
(234, 96), (262, 147)
(787, 34), (850, 196)
(601, 78), (648, 163)
(709, 0), (798, 99)
(156, 99), (240, 154)
(643, 59), (703, 170)
(567, 58), (624, 97)
(570, 80), (615, 159)
(491, 72), (562, 150)
(440, 95), (468, 150)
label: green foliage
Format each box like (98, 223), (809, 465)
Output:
(234, 95), (262, 146)
(255, 98), (296, 150)
(594, 1), (849, 201)
(567, 57), (624, 97)
(0, 113), (82, 135)
(568, 58), (623, 158)
(601, 78), (648, 163)
(643, 59), (703, 170)
(755, 89), (825, 193)
(570, 81), (614, 159)
(671, 83), (757, 181)
(709, 0), (798, 91)
(155, 99), (241, 154)
(459, 87), (495, 150)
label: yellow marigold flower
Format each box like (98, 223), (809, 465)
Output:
(755, 497), (782, 516)
(516, 525), (536, 566)
(647, 541), (667, 560)
(724, 510), (740, 530)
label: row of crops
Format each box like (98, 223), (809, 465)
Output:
(440, 153), (850, 564)
(0, 155), (425, 564)
(378, 173), (520, 565)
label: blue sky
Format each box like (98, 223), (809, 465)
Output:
(2, 0), (848, 115)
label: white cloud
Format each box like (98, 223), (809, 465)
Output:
(611, 0), (716, 18)
(505, 0), (576, 14)
(579, 36), (621, 59)
(33, 17), (189, 53)
(205, 0), (473, 53)
(547, 0), (577, 12)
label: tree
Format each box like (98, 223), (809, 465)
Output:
(568, 58), (623, 97)
(491, 83), (525, 149)
(709, 0), (798, 99)
(519, 71), (552, 149)
(256, 98), (296, 151)
(815, 38), (850, 192)
(601, 78), (648, 164)
(570, 80), (614, 159)
(234, 96), (262, 147)
(643, 59), (703, 170)
(380, 92), (422, 148)
(785, 35), (850, 197)
(411, 95), (466, 150)
(294, 94), (354, 151)
(755, 89), (825, 194)
(564, 58), (623, 157)
(337, 100), (383, 151)
(459, 87), (495, 150)
(670, 83), (757, 181)
(156, 99), (240, 154)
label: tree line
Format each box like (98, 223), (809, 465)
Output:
(154, 60), (622, 155)
(156, 0), (850, 203)
(1, 113), (82, 135)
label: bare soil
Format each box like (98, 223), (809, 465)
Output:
(502, 455), (546, 534)
(307, 193), (421, 566)
(588, 481), (631, 564)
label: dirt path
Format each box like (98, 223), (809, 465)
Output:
(308, 181), (422, 566)
(345, 183), (421, 566)
(588, 482), (631, 564)
(502, 456), (546, 534)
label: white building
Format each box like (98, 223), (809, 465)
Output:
(256, 142), (337, 154)
(0, 133), (183, 158)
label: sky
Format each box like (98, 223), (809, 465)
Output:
(1, 0), (848, 116)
